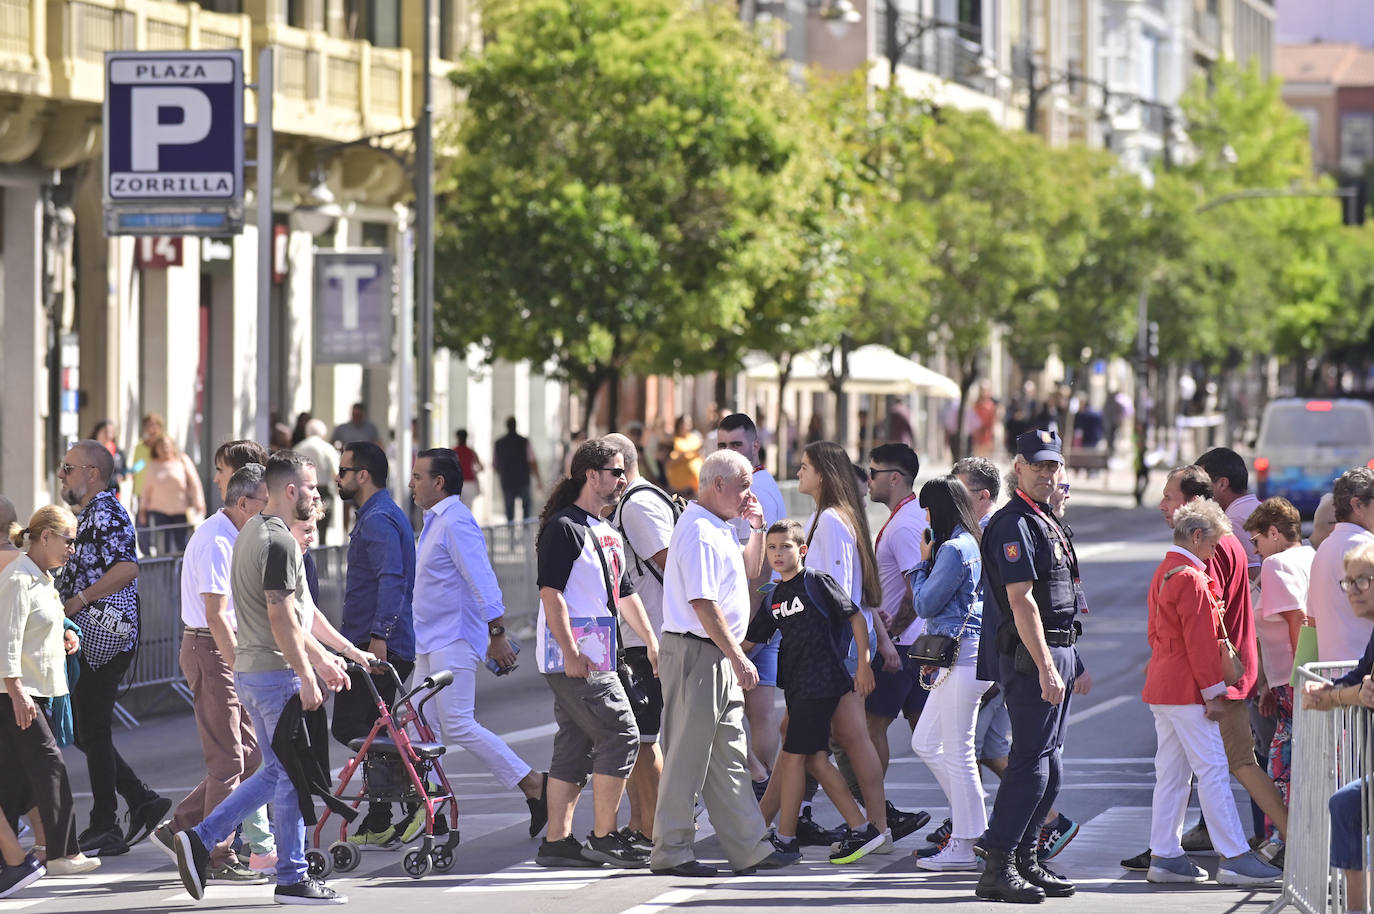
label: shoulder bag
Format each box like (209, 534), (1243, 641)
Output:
(587, 527), (652, 714)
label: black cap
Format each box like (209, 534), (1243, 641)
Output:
(1016, 429), (1064, 464)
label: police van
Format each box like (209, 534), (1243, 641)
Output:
(1252, 398), (1374, 517)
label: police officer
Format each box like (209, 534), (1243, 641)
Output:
(975, 430), (1082, 904)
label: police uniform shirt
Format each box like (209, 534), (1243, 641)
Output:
(984, 495), (1076, 634)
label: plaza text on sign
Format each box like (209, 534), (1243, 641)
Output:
(104, 51), (243, 203)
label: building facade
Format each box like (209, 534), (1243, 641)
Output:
(1278, 42), (1374, 179)
(0, 0), (559, 522)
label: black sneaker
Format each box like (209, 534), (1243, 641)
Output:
(125, 795), (172, 847)
(78, 827), (129, 858)
(0, 853), (45, 900)
(175, 829), (211, 901)
(274, 876), (347, 905)
(925, 817), (952, 845)
(535, 836), (603, 868)
(619, 827), (653, 854)
(829, 824), (886, 864)
(796, 806), (846, 847)
(769, 832), (800, 855)
(886, 802), (931, 843)
(583, 831), (649, 868)
(752, 777), (770, 802)
(1120, 849), (1151, 872)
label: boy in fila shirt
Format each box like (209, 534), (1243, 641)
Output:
(741, 520), (892, 865)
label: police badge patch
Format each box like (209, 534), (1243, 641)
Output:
(1004, 543), (1021, 561)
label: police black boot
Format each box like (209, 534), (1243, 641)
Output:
(1015, 846), (1076, 898)
(975, 846), (1046, 904)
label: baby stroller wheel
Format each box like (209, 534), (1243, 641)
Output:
(430, 846), (455, 872)
(403, 848), (431, 879)
(305, 848), (332, 878)
(330, 841), (361, 873)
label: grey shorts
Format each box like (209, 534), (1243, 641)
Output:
(975, 688), (1011, 761)
(543, 670), (639, 786)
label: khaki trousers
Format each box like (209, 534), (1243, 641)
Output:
(650, 634), (772, 871)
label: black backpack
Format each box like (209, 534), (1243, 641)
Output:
(613, 482), (686, 584)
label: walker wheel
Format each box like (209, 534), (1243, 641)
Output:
(430, 846), (455, 872)
(403, 849), (431, 878)
(330, 841), (361, 873)
(305, 848), (332, 878)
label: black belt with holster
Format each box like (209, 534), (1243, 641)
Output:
(1043, 620), (1083, 647)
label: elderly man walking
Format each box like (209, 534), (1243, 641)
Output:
(650, 449), (798, 877)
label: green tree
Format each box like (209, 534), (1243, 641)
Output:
(434, 0), (820, 429)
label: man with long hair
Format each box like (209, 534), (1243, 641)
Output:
(533, 439), (658, 868)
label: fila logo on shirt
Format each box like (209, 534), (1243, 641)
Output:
(772, 596), (805, 619)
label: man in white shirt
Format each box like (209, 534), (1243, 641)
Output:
(1309, 468), (1374, 662)
(163, 447), (272, 882)
(1196, 448), (1263, 583)
(604, 434), (675, 851)
(651, 450), (794, 877)
(716, 413), (786, 792)
(407, 449), (548, 839)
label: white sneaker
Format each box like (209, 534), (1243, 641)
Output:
(45, 854), (101, 877)
(915, 836), (980, 871)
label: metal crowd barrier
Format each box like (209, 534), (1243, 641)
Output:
(1264, 661), (1373, 914)
(121, 519), (542, 714)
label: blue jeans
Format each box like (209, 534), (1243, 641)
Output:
(1329, 776), (1370, 871)
(193, 670), (306, 886)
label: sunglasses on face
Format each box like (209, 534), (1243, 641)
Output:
(868, 467), (909, 480)
(598, 467), (626, 479)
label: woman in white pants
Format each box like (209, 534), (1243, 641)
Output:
(908, 476), (990, 870)
(1143, 499), (1280, 886)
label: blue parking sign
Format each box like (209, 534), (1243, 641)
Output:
(104, 51), (243, 204)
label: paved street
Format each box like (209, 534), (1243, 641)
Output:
(8, 483), (1288, 913)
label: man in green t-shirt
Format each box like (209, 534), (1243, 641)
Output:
(173, 451), (353, 905)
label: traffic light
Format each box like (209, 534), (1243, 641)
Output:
(1341, 179), (1367, 227)
(1147, 321), (1159, 360)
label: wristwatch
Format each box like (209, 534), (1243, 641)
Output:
(488, 623), (506, 637)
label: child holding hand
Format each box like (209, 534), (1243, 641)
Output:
(742, 520), (891, 864)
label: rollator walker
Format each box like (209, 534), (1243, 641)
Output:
(306, 661), (460, 880)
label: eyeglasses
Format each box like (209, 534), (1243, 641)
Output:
(1057, 483), (1071, 494)
(338, 466), (360, 476)
(868, 467), (909, 480)
(59, 464), (97, 475)
(1339, 574), (1374, 594)
(1248, 533), (1262, 547)
(598, 467), (627, 479)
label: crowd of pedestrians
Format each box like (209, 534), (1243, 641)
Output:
(0, 413), (1371, 909)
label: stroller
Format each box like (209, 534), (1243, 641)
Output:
(306, 661), (461, 880)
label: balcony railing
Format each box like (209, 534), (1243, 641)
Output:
(1193, 9), (1220, 57)
(258, 23), (413, 141)
(46, 0), (252, 103)
(877, 10), (993, 95)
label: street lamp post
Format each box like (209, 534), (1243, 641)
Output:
(416, 0), (436, 453)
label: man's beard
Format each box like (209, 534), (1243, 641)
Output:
(61, 486), (83, 506)
(294, 491), (315, 521)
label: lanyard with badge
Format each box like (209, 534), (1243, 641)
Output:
(1015, 489), (1089, 614)
(875, 493), (919, 548)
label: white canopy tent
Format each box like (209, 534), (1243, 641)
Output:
(743, 345), (961, 399)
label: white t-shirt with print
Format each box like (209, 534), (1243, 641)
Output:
(534, 507), (634, 673)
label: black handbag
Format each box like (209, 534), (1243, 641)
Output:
(907, 632), (959, 668)
(588, 528), (652, 714)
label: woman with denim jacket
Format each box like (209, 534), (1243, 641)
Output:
(908, 476), (990, 870)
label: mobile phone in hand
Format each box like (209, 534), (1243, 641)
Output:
(485, 637), (521, 676)
(923, 528), (933, 544)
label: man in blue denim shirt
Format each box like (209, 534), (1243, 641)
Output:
(333, 441), (416, 845)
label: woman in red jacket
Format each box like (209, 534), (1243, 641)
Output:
(1143, 499), (1281, 887)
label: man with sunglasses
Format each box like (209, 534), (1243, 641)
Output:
(333, 441), (417, 847)
(1308, 467), (1374, 664)
(55, 440), (169, 857)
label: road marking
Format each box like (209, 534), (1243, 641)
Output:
(0, 901), (43, 911)
(496, 721), (560, 744)
(617, 888), (703, 913)
(1069, 694), (1135, 724)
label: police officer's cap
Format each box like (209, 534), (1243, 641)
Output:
(1016, 429), (1064, 464)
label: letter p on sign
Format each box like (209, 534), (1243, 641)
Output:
(130, 87), (213, 170)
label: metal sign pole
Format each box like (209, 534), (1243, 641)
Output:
(416, 0), (436, 451)
(256, 46), (274, 445)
